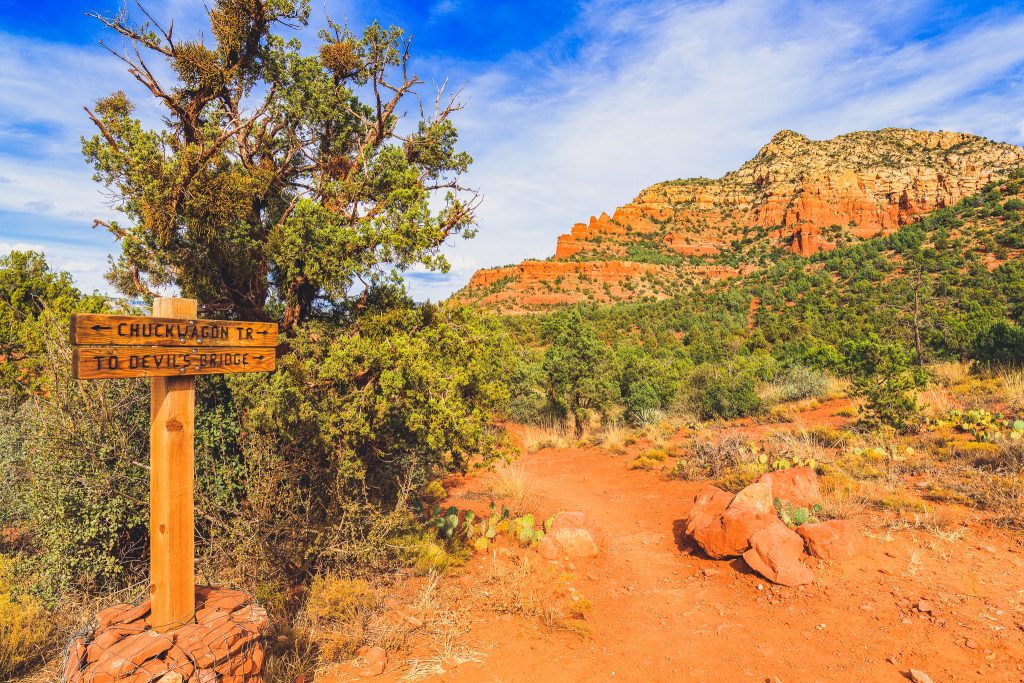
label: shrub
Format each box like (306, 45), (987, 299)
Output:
(0, 558), (50, 679)
(303, 575), (378, 661)
(841, 336), (924, 433)
(687, 362), (762, 420)
(769, 365), (830, 403)
(973, 321), (1024, 366)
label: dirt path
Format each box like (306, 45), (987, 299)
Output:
(373, 441), (1024, 682)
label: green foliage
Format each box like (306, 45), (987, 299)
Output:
(687, 360), (763, 420)
(0, 251), (107, 397)
(973, 321), (1024, 365)
(773, 498), (823, 528)
(83, 2), (476, 329)
(842, 335), (924, 433)
(542, 309), (619, 435)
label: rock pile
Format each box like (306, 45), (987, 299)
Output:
(682, 467), (862, 586)
(64, 586), (267, 683)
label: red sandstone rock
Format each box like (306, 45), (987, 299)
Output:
(458, 129), (1023, 311)
(63, 637), (87, 683)
(73, 587), (267, 683)
(691, 506), (777, 559)
(97, 602), (151, 628)
(743, 523), (815, 586)
(684, 485), (734, 537)
(757, 467), (820, 507)
(358, 645), (388, 677)
(729, 482), (775, 514)
(544, 511), (604, 558)
(797, 520), (863, 561)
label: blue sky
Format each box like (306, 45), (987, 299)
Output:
(2, 0), (1024, 300)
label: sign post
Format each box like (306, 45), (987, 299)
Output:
(71, 297), (277, 633)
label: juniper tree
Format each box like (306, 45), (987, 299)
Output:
(83, 0), (477, 329)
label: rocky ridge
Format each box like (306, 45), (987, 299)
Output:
(458, 128), (1024, 312)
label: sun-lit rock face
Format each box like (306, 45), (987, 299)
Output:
(457, 128), (1024, 312)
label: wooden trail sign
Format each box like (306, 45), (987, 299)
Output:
(73, 346), (275, 380)
(71, 299), (278, 632)
(71, 313), (278, 348)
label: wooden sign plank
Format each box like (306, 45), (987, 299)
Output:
(71, 313), (278, 348)
(72, 346), (276, 380)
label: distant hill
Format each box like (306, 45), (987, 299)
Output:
(456, 128), (1024, 312)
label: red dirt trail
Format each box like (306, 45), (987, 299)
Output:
(370, 437), (1024, 682)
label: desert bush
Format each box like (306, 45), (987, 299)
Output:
(842, 336), (925, 433)
(973, 321), (1024, 365)
(10, 320), (150, 597)
(0, 557), (51, 679)
(673, 436), (766, 490)
(596, 422), (630, 455)
(686, 362), (762, 420)
(765, 365), (831, 404)
(522, 420), (574, 452)
(303, 575), (379, 661)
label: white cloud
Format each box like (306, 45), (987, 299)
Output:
(428, 0), (1024, 299)
(0, 241), (46, 254)
(1, 0), (1023, 301)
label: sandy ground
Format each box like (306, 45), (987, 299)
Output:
(344, 412), (1024, 682)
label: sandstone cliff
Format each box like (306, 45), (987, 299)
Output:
(458, 128), (1024, 311)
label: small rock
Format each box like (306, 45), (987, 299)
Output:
(964, 639), (978, 649)
(757, 467), (820, 506)
(730, 482), (775, 514)
(909, 669), (933, 683)
(702, 567), (719, 578)
(797, 520), (863, 561)
(743, 523), (814, 587)
(545, 511), (604, 558)
(358, 646), (387, 677)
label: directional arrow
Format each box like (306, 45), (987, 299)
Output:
(255, 330), (269, 335)
(92, 325), (113, 331)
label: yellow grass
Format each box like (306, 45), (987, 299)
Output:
(521, 421), (573, 452)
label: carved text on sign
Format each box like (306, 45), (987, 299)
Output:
(72, 347), (276, 379)
(71, 313), (278, 348)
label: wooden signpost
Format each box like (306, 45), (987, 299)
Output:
(71, 298), (277, 632)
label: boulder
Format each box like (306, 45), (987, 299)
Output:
(544, 511), (604, 558)
(729, 482), (774, 514)
(758, 467), (820, 506)
(797, 520), (862, 561)
(742, 523), (814, 586)
(684, 485), (734, 537)
(691, 506), (777, 559)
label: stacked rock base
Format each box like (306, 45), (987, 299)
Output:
(64, 586), (267, 683)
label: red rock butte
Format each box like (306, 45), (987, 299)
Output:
(457, 128), (1024, 312)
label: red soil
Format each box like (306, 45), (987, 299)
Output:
(359, 416), (1024, 681)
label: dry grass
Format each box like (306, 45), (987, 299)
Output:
(596, 422), (630, 455)
(998, 367), (1024, 410)
(485, 461), (535, 514)
(521, 421), (573, 453)
(929, 361), (972, 387)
